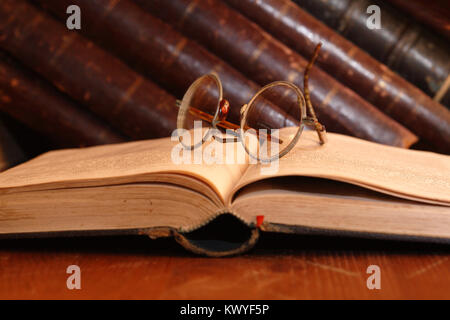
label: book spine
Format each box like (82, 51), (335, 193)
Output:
(135, 0), (418, 148)
(387, 0), (450, 41)
(33, 0), (296, 129)
(0, 0), (177, 139)
(294, 0), (450, 108)
(0, 52), (125, 147)
(225, 0), (450, 153)
(0, 117), (25, 171)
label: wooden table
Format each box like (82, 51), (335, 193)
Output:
(0, 232), (449, 299)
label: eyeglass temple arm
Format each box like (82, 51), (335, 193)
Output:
(304, 43), (327, 145)
(175, 100), (283, 144)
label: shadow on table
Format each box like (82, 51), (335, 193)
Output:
(0, 230), (448, 257)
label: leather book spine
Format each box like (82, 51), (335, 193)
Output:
(387, 0), (450, 41)
(294, 0), (450, 108)
(0, 117), (25, 171)
(225, 0), (450, 153)
(0, 52), (125, 147)
(0, 0), (177, 139)
(33, 0), (296, 129)
(135, 0), (418, 148)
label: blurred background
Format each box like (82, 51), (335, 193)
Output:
(0, 0), (449, 172)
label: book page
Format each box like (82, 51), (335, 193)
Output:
(0, 135), (249, 204)
(232, 130), (450, 206)
(231, 177), (450, 240)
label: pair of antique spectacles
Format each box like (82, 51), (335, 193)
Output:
(176, 43), (326, 162)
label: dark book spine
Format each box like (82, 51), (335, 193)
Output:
(33, 0), (295, 129)
(0, 117), (25, 171)
(225, 0), (450, 153)
(0, 52), (125, 147)
(135, 0), (417, 148)
(0, 0), (177, 139)
(295, 0), (450, 108)
(387, 0), (450, 41)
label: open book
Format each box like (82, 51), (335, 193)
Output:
(0, 131), (449, 256)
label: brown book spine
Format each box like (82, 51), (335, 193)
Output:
(0, 0), (177, 139)
(0, 52), (125, 147)
(225, 0), (450, 153)
(295, 0), (450, 108)
(135, 0), (417, 148)
(33, 0), (296, 129)
(0, 117), (25, 171)
(387, 0), (450, 41)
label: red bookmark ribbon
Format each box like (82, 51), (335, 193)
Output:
(256, 215), (264, 228)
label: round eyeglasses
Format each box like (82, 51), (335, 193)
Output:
(176, 43), (326, 162)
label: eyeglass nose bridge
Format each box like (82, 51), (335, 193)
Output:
(211, 129), (241, 144)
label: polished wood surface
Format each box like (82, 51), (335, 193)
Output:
(0, 233), (449, 299)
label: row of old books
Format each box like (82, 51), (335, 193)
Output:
(0, 0), (449, 171)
